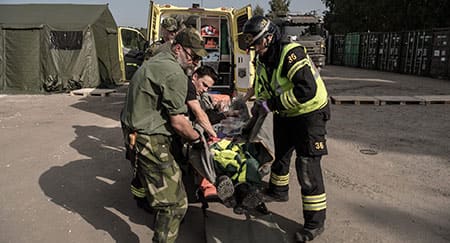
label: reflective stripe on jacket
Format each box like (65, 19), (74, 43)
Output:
(254, 42), (328, 117)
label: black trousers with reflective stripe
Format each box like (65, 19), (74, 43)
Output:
(269, 105), (330, 228)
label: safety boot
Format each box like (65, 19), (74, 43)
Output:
(295, 226), (324, 242)
(216, 175), (234, 202)
(261, 188), (289, 202)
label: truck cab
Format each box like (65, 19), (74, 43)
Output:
(275, 14), (327, 69)
(147, 1), (253, 96)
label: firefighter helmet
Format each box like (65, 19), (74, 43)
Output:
(242, 16), (279, 48)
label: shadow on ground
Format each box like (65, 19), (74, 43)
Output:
(38, 125), (146, 242)
(69, 85), (127, 122)
(38, 124), (299, 243)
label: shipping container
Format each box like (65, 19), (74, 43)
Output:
(400, 30), (433, 76)
(360, 32), (380, 69)
(344, 33), (360, 67)
(331, 34), (345, 65)
(333, 28), (450, 80)
(377, 32), (402, 72)
(430, 28), (450, 79)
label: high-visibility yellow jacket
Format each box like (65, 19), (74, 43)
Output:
(211, 139), (261, 184)
(254, 42), (328, 117)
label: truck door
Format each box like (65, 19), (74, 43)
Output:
(147, 1), (161, 44)
(118, 27), (146, 80)
(232, 5), (253, 96)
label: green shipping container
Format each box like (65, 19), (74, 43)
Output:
(344, 33), (360, 67)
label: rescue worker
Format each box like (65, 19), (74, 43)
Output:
(186, 65), (219, 138)
(145, 16), (180, 60)
(185, 65), (222, 199)
(120, 28), (208, 243)
(242, 16), (330, 242)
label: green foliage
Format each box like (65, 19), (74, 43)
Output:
(253, 4), (265, 17)
(323, 0), (450, 34)
(268, 0), (290, 19)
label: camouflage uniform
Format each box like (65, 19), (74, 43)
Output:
(134, 133), (187, 243)
(121, 50), (189, 243)
(145, 17), (179, 60)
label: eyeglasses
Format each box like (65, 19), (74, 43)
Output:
(181, 46), (202, 62)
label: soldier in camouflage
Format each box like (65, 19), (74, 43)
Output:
(145, 16), (180, 60)
(121, 28), (208, 243)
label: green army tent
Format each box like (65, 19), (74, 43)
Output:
(0, 4), (122, 94)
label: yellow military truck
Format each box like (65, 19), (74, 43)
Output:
(147, 1), (253, 96)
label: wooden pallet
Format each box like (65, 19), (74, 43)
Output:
(413, 95), (450, 104)
(70, 88), (116, 97)
(331, 95), (450, 105)
(331, 96), (380, 105)
(374, 96), (425, 105)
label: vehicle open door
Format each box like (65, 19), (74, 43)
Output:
(118, 27), (146, 80)
(147, 1), (161, 44)
(232, 5), (253, 96)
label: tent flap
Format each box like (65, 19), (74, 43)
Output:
(4, 28), (42, 93)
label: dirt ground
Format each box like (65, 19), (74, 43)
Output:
(0, 65), (449, 243)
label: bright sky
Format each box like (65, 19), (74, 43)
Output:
(1, 0), (327, 28)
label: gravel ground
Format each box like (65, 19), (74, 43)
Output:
(0, 65), (449, 243)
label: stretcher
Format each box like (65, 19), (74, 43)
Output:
(187, 99), (288, 243)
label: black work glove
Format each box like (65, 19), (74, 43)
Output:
(251, 100), (271, 117)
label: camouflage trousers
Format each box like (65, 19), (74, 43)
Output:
(134, 133), (188, 243)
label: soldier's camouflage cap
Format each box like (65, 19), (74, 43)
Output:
(161, 17), (178, 32)
(174, 28), (208, 57)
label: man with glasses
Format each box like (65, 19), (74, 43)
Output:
(130, 25), (218, 211)
(242, 16), (331, 242)
(152, 27), (204, 76)
(121, 28), (207, 243)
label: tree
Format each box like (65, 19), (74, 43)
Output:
(253, 4), (265, 17)
(322, 0), (450, 33)
(268, 0), (290, 19)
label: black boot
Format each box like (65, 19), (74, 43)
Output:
(261, 188), (289, 202)
(295, 226), (324, 242)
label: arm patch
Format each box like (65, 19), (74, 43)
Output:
(281, 46), (317, 104)
(282, 46), (308, 76)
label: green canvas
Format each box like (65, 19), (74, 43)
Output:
(0, 4), (122, 93)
